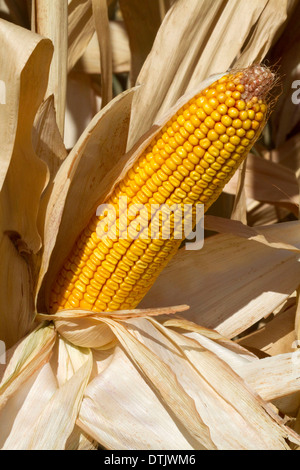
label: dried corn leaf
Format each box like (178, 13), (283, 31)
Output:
(68, 0), (94, 72)
(33, 95), (68, 245)
(271, 134), (300, 175)
(33, 96), (67, 180)
(230, 163), (247, 224)
(234, 0), (298, 69)
(269, 1), (300, 147)
(0, 363), (57, 448)
(92, 0), (112, 107)
(35, 0), (68, 135)
(235, 352), (300, 402)
(75, 23), (130, 75)
(238, 301), (297, 356)
(163, 319), (258, 365)
(0, 21), (52, 236)
(173, 317), (300, 404)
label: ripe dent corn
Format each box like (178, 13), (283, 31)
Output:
(49, 64), (275, 314)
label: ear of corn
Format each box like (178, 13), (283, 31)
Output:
(49, 65), (275, 313)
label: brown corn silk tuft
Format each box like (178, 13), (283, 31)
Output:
(49, 65), (275, 314)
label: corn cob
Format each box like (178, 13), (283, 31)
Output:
(49, 65), (275, 313)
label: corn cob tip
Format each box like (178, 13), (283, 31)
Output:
(238, 64), (275, 102)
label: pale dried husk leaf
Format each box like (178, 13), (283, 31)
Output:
(0, 234), (34, 347)
(171, 318), (300, 404)
(235, 352), (300, 403)
(124, 318), (297, 449)
(0, 363), (58, 448)
(162, 317), (259, 364)
(67, 0), (116, 72)
(78, 345), (199, 450)
(0, 329), (94, 450)
(0, 323), (56, 411)
(1, 344), (92, 450)
(37, 305), (189, 349)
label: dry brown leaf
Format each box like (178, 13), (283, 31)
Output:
(119, 0), (162, 85)
(205, 215), (300, 253)
(224, 154), (299, 214)
(126, 318), (296, 449)
(74, 22), (130, 75)
(269, 1), (300, 147)
(271, 134), (300, 175)
(141, 221), (300, 338)
(64, 72), (100, 149)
